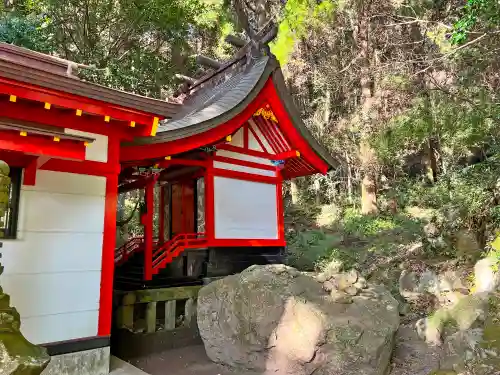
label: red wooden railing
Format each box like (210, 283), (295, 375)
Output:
(151, 233), (207, 278)
(115, 236), (144, 266)
(115, 233), (207, 281)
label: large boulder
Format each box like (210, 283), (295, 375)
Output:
(197, 264), (400, 375)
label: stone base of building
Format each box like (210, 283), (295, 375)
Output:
(42, 346), (110, 375)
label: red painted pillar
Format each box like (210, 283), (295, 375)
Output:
(159, 185), (165, 244)
(144, 178), (154, 281)
(97, 138), (119, 337)
(276, 172), (285, 242)
(205, 159), (214, 241)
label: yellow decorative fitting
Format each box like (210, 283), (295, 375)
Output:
(53, 136), (60, 142)
(153, 163), (159, 168)
(9, 95), (16, 103)
(104, 115), (110, 122)
(253, 106), (278, 123)
(76, 109), (83, 116)
(130, 121), (136, 128)
(19, 131), (27, 137)
(165, 156), (171, 160)
(44, 102), (51, 110)
(225, 135), (232, 142)
(296, 150), (301, 158)
(84, 142), (89, 147)
(150, 117), (159, 136)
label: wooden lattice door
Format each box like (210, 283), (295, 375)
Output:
(171, 180), (195, 236)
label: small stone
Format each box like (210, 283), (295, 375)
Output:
(344, 286), (359, 296)
(354, 277), (367, 289)
(323, 280), (335, 292)
(474, 257), (499, 293)
(330, 290), (353, 304)
(316, 273), (328, 283)
(336, 269), (359, 290)
(317, 259), (343, 282)
(424, 223), (439, 238)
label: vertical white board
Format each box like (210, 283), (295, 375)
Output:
(214, 177), (278, 239)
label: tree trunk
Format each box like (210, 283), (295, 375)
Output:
(423, 137), (437, 184)
(360, 139), (377, 214)
(290, 179), (299, 205)
(345, 151), (353, 204)
(358, 1), (377, 215)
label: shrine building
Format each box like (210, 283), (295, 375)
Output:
(0, 31), (335, 374)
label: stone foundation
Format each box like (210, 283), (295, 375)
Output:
(42, 347), (110, 375)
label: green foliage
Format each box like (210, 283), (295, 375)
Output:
(0, 0), (233, 97)
(286, 229), (342, 271)
(451, 0), (500, 45)
(341, 208), (398, 237)
(0, 11), (53, 53)
(270, 0), (335, 65)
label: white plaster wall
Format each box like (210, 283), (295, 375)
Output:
(213, 161), (276, 177)
(231, 127), (244, 148)
(216, 149), (274, 166)
(248, 119), (276, 153)
(65, 129), (108, 162)
(0, 170), (106, 344)
(214, 177), (278, 239)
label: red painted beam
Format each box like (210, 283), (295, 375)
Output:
(0, 150), (36, 168)
(208, 239), (286, 247)
(158, 158), (209, 168)
(217, 144), (274, 160)
(212, 167), (278, 184)
(0, 102), (137, 140)
(40, 159), (120, 177)
(0, 77), (162, 126)
(213, 155), (275, 171)
(0, 130), (86, 160)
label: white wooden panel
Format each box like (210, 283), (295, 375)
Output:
(230, 128), (244, 147)
(65, 129), (108, 162)
(248, 119), (275, 154)
(0, 271), (101, 318)
(22, 171), (106, 196)
(1, 232), (103, 275)
(216, 149), (273, 166)
(20, 190), (105, 233)
(214, 161), (276, 177)
(248, 131), (263, 152)
(214, 177), (278, 239)
(21, 310), (99, 345)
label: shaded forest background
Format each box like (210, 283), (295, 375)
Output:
(2, 0), (500, 271)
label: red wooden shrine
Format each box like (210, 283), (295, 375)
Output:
(0, 40), (336, 357)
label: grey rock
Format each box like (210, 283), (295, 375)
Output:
(424, 223), (440, 238)
(197, 264), (399, 375)
(344, 286), (359, 296)
(316, 259), (343, 283)
(474, 257), (499, 293)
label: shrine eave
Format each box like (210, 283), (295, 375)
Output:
(121, 56), (338, 171)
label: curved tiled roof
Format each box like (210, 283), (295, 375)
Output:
(126, 55), (337, 169)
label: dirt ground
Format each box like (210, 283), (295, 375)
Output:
(128, 344), (260, 375)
